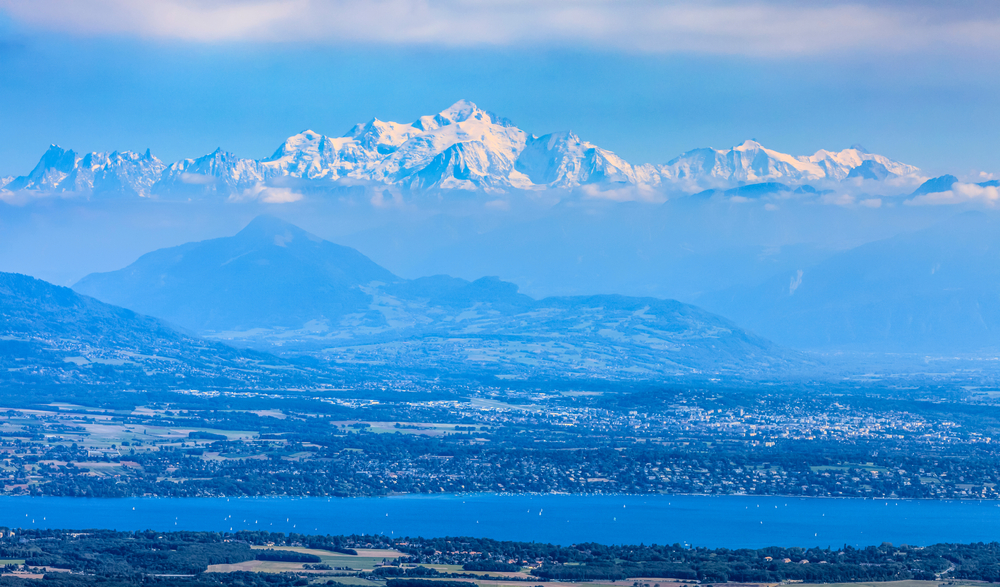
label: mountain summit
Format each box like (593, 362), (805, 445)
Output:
(3, 101), (923, 199)
(74, 215), (399, 332)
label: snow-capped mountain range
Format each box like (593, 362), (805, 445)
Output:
(2, 100), (924, 199)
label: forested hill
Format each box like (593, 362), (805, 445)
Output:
(0, 272), (330, 394)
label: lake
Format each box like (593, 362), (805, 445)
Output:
(2, 494), (999, 548)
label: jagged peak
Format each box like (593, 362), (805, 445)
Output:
(30, 145), (78, 174)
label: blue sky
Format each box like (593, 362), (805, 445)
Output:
(0, 0), (998, 178)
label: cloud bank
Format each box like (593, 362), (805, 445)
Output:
(907, 183), (1000, 206)
(2, 0), (1000, 56)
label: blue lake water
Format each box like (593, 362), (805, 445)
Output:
(1, 494), (999, 548)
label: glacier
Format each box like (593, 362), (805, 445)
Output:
(1, 100), (925, 200)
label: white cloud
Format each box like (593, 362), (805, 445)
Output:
(788, 269), (803, 295)
(232, 183), (302, 203)
(485, 198), (510, 211)
(2, 0), (1000, 56)
(179, 172), (216, 185)
(906, 183), (1000, 206)
(369, 189), (405, 208)
(860, 198), (882, 208)
(820, 193), (855, 206)
(580, 183), (664, 202)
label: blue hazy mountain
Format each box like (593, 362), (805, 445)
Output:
(699, 212), (1000, 352)
(0, 272), (320, 390)
(75, 215), (400, 332)
(74, 216), (798, 378)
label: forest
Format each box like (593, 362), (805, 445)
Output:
(5, 529), (1000, 586)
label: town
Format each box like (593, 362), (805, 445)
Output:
(2, 381), (1000, 500)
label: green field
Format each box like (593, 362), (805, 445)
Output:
(797, 581), (942, 587)
(810, 463), (890, 473)
(318, 579), (383, 586)
(257, 546), (402, 569)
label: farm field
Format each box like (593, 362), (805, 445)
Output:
(209, 546), (404, 574)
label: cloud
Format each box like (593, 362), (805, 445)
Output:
(859, 198), (882, 208)
(788, 269), (803, 295)
(179, 172), (216, 185)
(232, 183), (303, 203)
(820, 193), (855, 206)
(369, 189), (405, 208)
(580, 183), (664, 202)
(906, 183), (1000, 206)
(3, 0), (1000, 56)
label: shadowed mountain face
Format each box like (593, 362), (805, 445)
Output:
(75, 215), (400, 332)
(74, 216), (798, 378)
(0, 272), (320, 390)
(699, 212), (1000, 352)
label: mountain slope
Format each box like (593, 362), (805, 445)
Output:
(74, 215), (400, 332)
(0, 272), (321, 391)
(2, 101), (922, 198)
(699, 212), (1000, 352)
(313, 285), (792, 378)
(74, 216), (800, 378)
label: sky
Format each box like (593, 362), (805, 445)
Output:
(0, 0), (998, 178)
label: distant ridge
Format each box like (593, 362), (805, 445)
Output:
(2, 100), (923, 199)
(0, 272), (320, 390)
(698, 212), (1000, 352)
(74, 216), (801, 379)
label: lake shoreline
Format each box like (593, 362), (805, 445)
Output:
(1, 493), (999, 549)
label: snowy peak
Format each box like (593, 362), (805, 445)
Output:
(411, 99), (510, 132)
(437, 99), (479, 123)
(343, 119), (420, 153)
(262, 130), (352, 180)
(734, 139), (764, 151)
(6, 144), (165, 196)
(373, 100), (527, 189)
(661, 141), (922, 188)
(154, 148), (264, 197)
(3, 101), (927, 199)
(13, 145), (79, 191)
(516, 131), (636, 188)
(804, 146), (919, 181)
